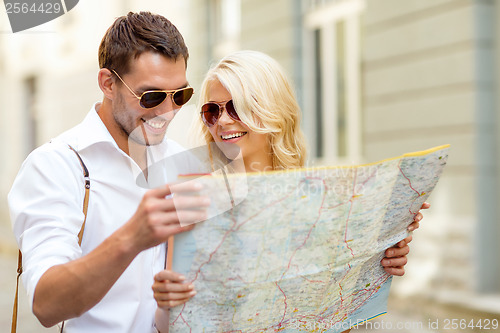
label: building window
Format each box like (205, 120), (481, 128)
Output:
(336, 20), (347, 158)
(313, 29), (324, 158)
(303, 0), (364, 164)
(23, 76), (38, 155)
(208, 0), (241, 60)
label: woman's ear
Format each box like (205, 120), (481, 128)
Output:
(98, 68), (115, 100)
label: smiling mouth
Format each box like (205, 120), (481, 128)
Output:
(142, 118), (166, 130)
(221, 132), (247, 140)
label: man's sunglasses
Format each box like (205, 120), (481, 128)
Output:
(111, 69), (194, 109)
(200, 100), (241, 127)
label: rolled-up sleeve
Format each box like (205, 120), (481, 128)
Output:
(8, 142), (87, 309)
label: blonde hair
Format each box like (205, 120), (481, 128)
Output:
(194, 50), (307, 170)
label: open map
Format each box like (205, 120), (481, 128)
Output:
(168, 145), (450, 332)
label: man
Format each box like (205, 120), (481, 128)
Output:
(9, 12), (207, 332)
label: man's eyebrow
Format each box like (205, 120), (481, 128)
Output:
(137, 82), (190, 92)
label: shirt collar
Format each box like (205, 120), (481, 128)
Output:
(74, 102), (118, 151)
(75, 102), (173, 157)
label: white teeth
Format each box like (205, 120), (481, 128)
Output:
(221, 132), (246, 140)
(144, 119), (166, 129)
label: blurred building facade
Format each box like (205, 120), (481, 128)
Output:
(0, 0), (498, 328)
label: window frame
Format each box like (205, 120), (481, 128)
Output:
(302, 0), (365, 165)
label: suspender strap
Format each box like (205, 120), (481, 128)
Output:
(11, 145), (90, 333)
(11, 253), (22, 333)
(68, 145), (90, 245)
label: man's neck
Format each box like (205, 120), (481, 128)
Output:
(97, 100), (149, 177)
(130, 143), (149, 179)
(97, 100), (130, 155)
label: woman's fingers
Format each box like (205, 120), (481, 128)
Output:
(153, 270), (197, 309)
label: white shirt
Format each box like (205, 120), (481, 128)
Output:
(8, 104), (192, 333)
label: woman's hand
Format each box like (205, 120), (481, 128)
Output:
(381, 202), (430, 276)
(153, 269), (196, 309)
(407, 201), (430, 232)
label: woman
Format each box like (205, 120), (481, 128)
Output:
(153, 50), (428, 331)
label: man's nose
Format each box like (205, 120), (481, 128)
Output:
(153, 96), (178, 119)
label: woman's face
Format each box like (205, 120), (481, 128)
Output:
(205, 80), (272, 171)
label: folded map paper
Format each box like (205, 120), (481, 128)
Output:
(168, 145), (450, 332)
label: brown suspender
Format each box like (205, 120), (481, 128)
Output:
(11, 145), (90, 333)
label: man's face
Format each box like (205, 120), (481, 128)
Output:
(111, 52), (189, 147)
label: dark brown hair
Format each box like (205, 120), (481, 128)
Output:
(98, 12), (189, 74)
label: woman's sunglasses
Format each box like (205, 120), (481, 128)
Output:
(111, 69), (194, 109)
(200, 100), (241, 127)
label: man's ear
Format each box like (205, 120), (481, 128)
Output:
(98, 68), (115, 100)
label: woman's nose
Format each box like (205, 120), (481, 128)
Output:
(217, 107), (234, 125)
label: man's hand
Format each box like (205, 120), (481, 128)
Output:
(125, 182), (209, 253)
(33, 182), (209, 327)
